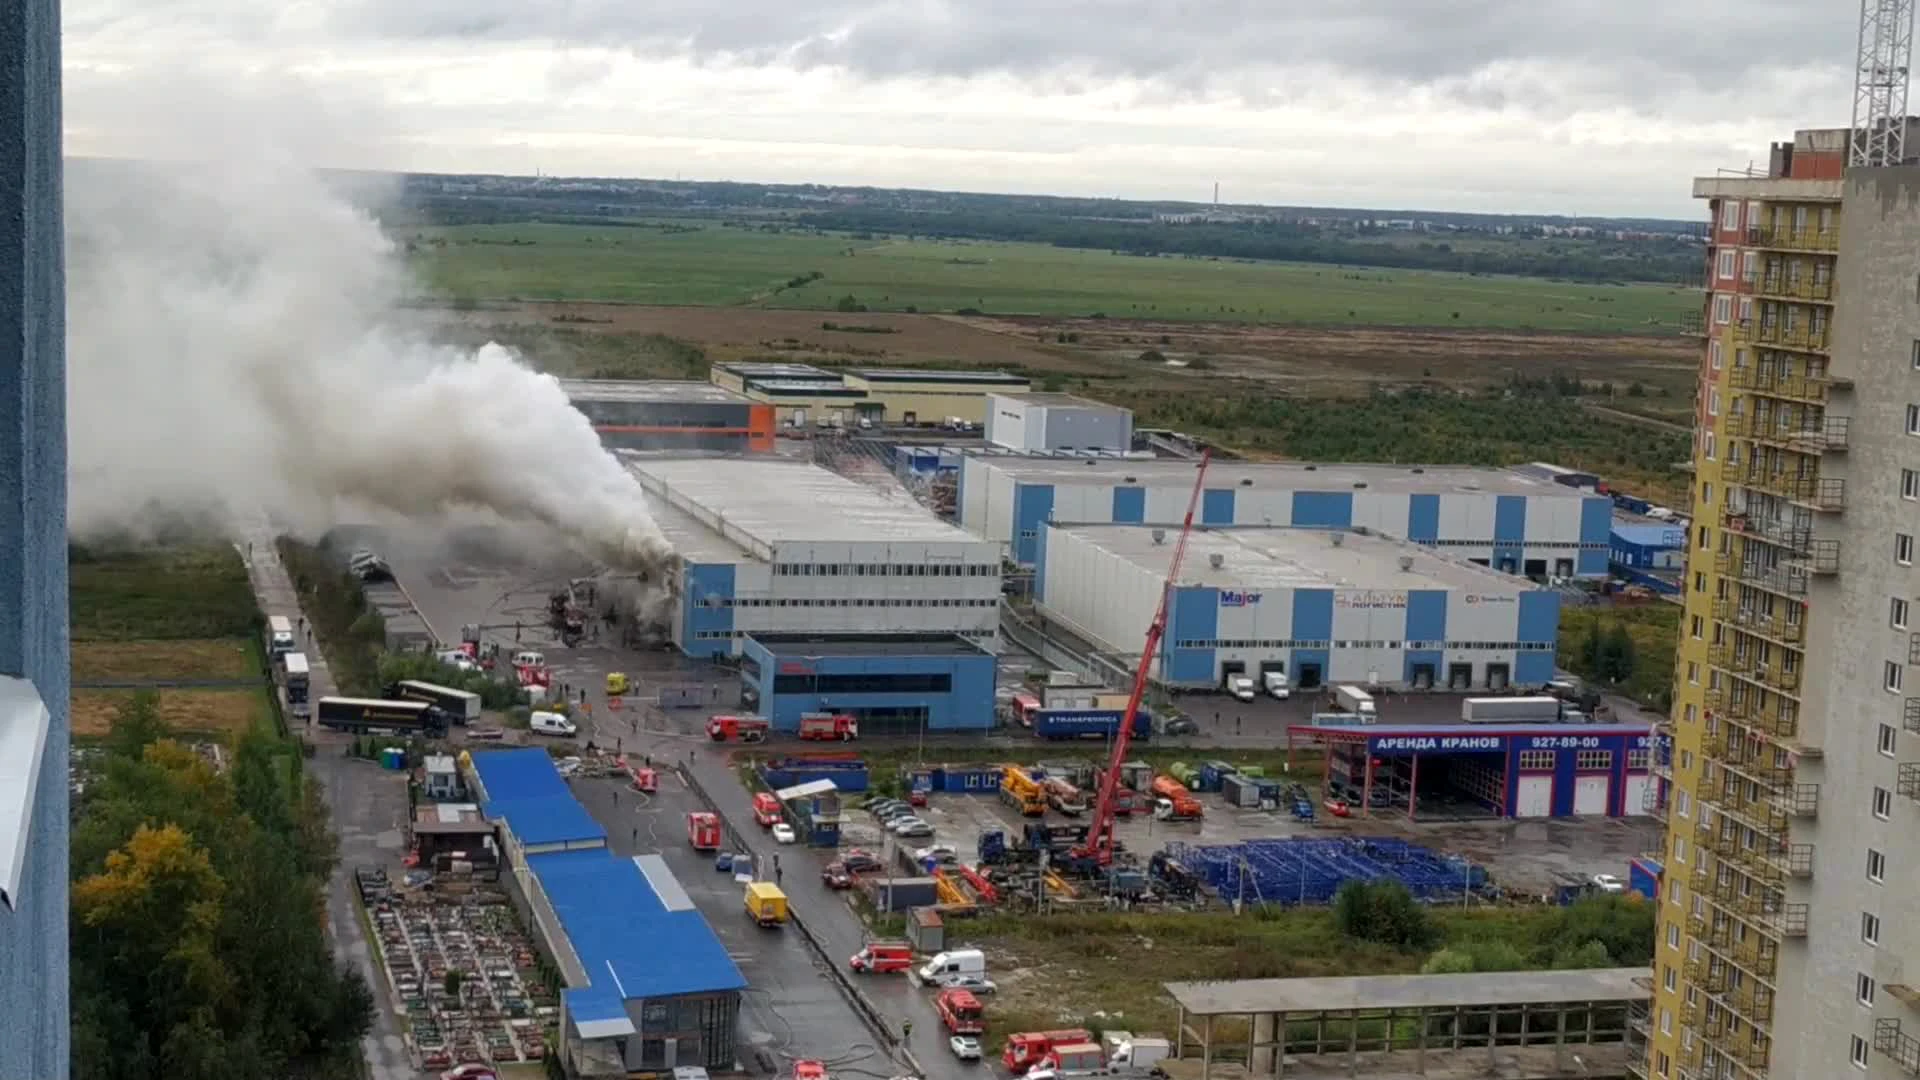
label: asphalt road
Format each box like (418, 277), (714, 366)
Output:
(240, 532), (418, 1080)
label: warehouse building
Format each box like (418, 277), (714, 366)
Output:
(1285, 719), (1658, 820)
(560, 379), (776, 453)
(739, 632), (996, 734)
(984, 391), (1134, 452)
(960, 457), (1614, 576)
(466, 750), (745, 1075)
(628, 458), (1004, 658)
(708, 361), (1030, 427)
(1036, 523), (1560, 691)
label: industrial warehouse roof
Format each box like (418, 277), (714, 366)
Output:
(1053, 524), (1530, 593)
(558, 379), (750, 405)
(629, 458), (987, 557)
(748, 631), (991, 658)
(850, 367), (1028, 384)
(967, 457), (1573, 495)
(991, 391), (1124, 409)
(715, 361), (840, 381)
(1165, 967), (1651, 1016)
(467, 749), (608, 847)
(531, 848), (745, 1036)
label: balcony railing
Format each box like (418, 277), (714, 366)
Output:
(1680, 310), (1708, 337)
(1732, 319), (1832, 352)
(1755, 275), (1836, 302)
(1720, 694), (1799, 738)
(1792, 539), (1841, 574)
(1878, 1018), (1920, 1074)
(1907, 697), (1920, 736)
(1727, 413), (1851, 453)
(1756, 899), (1809, 937)
(1727, 364), (1832, 401)
(1714, 550), (1810, 596)
(1781, 782), (1819, 817)
(1721, 508), (1817, 553)
(1753, 226), (1840, 252)
(1900, 762), (1920, 802)
(1721, 466), (1846, 512)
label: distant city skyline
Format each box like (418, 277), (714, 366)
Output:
(62, 1), (1865, 220)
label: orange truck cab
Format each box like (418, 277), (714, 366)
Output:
(935, 988), (985, 1035)
(707, 714), (770, 742)
(848, 941), (914, 973)
(1003, 1029), (1093, 1073)
(753, 792), (783, 827)
(1149, 775), (1204, 820)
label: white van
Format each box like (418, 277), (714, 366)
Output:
(1263, 670), (1291, 700)
(917, 948), (986, 984)
(530, 711), (577, 737)
(267, 615), (296, 655)
(1224, 674), (1256, 702)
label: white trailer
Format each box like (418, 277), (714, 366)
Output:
(1331, 685), (1377, 720)
(1461, 695), (1563, 723)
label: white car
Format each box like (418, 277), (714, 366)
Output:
(771, 823), (797, 845)
(1591, 873), (1626, 894)
(913, 844), (959, 863)
(948, 1036), (982, 1061)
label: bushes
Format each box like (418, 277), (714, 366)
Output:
(1333, 880), (1437, 949)
(277, 539), (382, 697)
(70, 545), (261, 641)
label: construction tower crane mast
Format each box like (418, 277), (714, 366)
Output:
(1077, 450), (1212, 866)
(1852, 0), (1916, 167)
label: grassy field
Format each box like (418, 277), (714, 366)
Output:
(407, 223), (1698, 333)
(69, 688), (269, 739)
(71, 638), (258, 682)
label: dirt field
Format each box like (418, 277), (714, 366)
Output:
(427, 302), (1697, 408)
(72, 638), (259, 683)
(71, 688), (266, 739)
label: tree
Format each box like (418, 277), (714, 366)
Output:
(1539, 894), (1657, 966)
(1333, 880), (1436, 949)
(1598, 623), (1637, 684)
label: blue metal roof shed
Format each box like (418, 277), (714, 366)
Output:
(530, 850), (745, 1027)
(467, 748), (608, 850)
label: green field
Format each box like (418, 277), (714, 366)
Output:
(408, 222), (1698, 332)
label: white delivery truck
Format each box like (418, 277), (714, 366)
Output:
(1224, 674), (1256, 701)
(1262, 670), (1291, 700)
(1102, 1033), (1173, 1076)
(282, 652), (311, 718)
(917, 948), (986, 985)
(267, 615), (296, 655)
(1331, 685), (1377, 720)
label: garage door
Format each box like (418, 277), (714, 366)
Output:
(1515, 775), (1554, 818)
(1621, 774), (1652, 817)
(1574, 774), (1610, 816)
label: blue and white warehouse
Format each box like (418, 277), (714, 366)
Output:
(1035, 523), (1560, 691)
(739, 632), (997, 734)
(627, 457), (1004, 658)
(959, 457), (1614, 578)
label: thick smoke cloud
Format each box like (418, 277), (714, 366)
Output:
(64, 153), (678, 578)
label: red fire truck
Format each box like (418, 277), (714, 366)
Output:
(686, 812), (721, 851)
(935, 988), (985, 1035)
(707, 714), (770, 742)
(797, 712), (859, 742)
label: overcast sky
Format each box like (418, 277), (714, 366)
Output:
(62, 1), (1863, 218)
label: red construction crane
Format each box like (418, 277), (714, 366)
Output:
(1076, 450), (1211, 866)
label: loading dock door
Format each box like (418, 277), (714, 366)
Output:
(1573, 775), (1609, 816)
(1621, 774), (1651, 817)
(1515, 775), (1554, 818)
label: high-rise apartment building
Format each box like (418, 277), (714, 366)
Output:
(1642, 121), (1920, 1080)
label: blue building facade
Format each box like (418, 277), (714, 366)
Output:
(0, 1), (70, 1072)
(738, 633), (996, 734)
(1610, 523), (1687, 570)
(1306, 724), (1659, 820)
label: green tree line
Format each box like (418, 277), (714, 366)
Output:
(71, 695), (373, 1078)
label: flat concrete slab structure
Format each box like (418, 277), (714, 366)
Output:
(1166, 967), (1649, 1015)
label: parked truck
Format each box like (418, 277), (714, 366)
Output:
(687, 812), (722, 852)
(1000, 766), (1048, 817)
(282, 652), (311, 717)
(1043, 777), (1087, 816)
(744, 881), (788, 927)
(934, 989), (985, 1035)
(1026, 1041), (1106, 1080)
(1148, 775), (1203, 820)
(1003, 1030), (1093, 1074)
(1330, 685), (1378, 720)
(707, 714), (771, 742)
(315, 696), (448, 737)
(1031, 708), (1152, 741)
(798, 711), (859, 741)
(1461, 695), (1563, 723)
(387, 679), (482, 726)
(1101, 1033), (1172, 1076)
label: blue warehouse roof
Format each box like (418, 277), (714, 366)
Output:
(468, 748), (607, 847)
(1611, 524), (1686, 550)
(531, 849), (746, 1024)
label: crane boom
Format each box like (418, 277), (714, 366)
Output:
(1078, 450), (1212, 864)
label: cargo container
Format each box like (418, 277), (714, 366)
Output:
(388, 679), (482, 725)
(1461, 696), (1563, 723)
(1197, 760), (1235, 792)
(1220, 774), (1259, 809)
(316, 696), (448, 737)
(1628, 858), (1662, 901)
(1030, 708), (1151, 741)
(1331, 685), (1377, 719)
(744, 881), (788, 927)
(1101, 1033), (1173, 1076)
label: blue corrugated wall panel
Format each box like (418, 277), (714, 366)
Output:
(1291, 491), (1354, 529)
(1112, 485), (1146, 524)
(1013, 482), (1056, 565)
(1578, 497), (1614, 575)
(682, 563), (736, 659)
(1406, 493), (1441, 544)
(1404, 589), (1448, 643)
(1518, 590), (1561, 645)
(1201, 488), (1235, 526)
(1515, 651), (1555, 686)
(1164, 586), (1219, 685)
(1291, 588), (1334, 642)
(749, 645), (997, 732)
(1493, 495), (1526, 570)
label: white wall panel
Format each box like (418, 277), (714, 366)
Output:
(1234, 490), (1292, 527)
(960, 457), (993, 539)
(1143, 485), (1192, 522)
(1052, 482), (1107, 525)
(1437, 495), (1474, 539)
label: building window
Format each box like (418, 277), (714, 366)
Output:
(1901, 533), (1916, 565)
(1694, 571), (1706, 593)
(1714, 294), (1733, 324)
(1912, 339), (1920, 369)
(1677, 790), (1691, 817)
(1667, 923), (1681, 949)
(1722, 201), (1741, 229)
(1717, 251), (1736, 279)
(1896, 598), (1911, 629)
(1864, 911), (1882, 946)
(1710, 340), (1725, 370)
(1687, 661), (1700, 684)
(1881, 723), (1898, 757)
(1664, 965), (1677, 992)
(1868, 850), (1887, 883)
(1855, 1035), (1872, 1069)
(1691, 615), (1704, 640)
(1888, 661), (1905, 694)
(1518, 750), (1555, 770)
(1576, 749), (1613, 770)
(1876, 786), (1893, 819)
(1708, 389), (1721, 417)
(1905, 471), (1920, 500)
(1910, 404), (1920, 435)
(1657, 1050), (1671, 1078)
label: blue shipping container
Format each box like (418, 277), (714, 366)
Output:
(941, 766), (1001, 793)
(1032, 709), (1152, 740)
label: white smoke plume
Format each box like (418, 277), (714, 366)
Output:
(64, 151), (678, 578)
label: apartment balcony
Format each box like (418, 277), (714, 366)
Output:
(1718, 980), (1777, 1026)
(1713, 599), (1807, 645)
(1730, 319), (1831, 353)
(1713, 550), (1809, 596)
(1698, 1021), (1771, 1074)
(1686, 955), (1733, 994)
(1906, 697), (1920, 737)
(1752, 226), (1840, 253)
(1727, 363), (1832, 401)
(1754, 899), (1809, 938)
(1720, 508), (1816, 554)
(1719, 694), (1799, 739)
(1720, 465), (1846, 513)
(1780, 782), (1819, 817)
(1753, 663), (1802, 694)
(1730, 934), (1780, 980)
(1680, 309), (1709, 337)
(1755, 274), (1836, 303)
(1877, 1018), (1920, 1074)
(1899, 762), (1920, 803)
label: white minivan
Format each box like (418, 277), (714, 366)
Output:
(530, 711), (577, 737)
(918, 948), (986, 985)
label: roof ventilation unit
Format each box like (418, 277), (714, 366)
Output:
(1330, 533), (1346, 547)
(1152, 529), (1168, 545)
(1208, 553), (1225, 570)
(1398, 555), (1414, 571)
(1240, 478), (1253, 486)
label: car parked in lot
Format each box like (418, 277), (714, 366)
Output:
(890, 818), (935, 838)
(1161, 714), (1200, 736)
(913, 844), (959, 864)
(940, 973), (997, 995)
(841, 850), (884, 874)
(822, 862), (854, 889)
(865, 798), (905, 817)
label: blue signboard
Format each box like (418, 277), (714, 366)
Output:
(1365, 731), (1654, 755)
